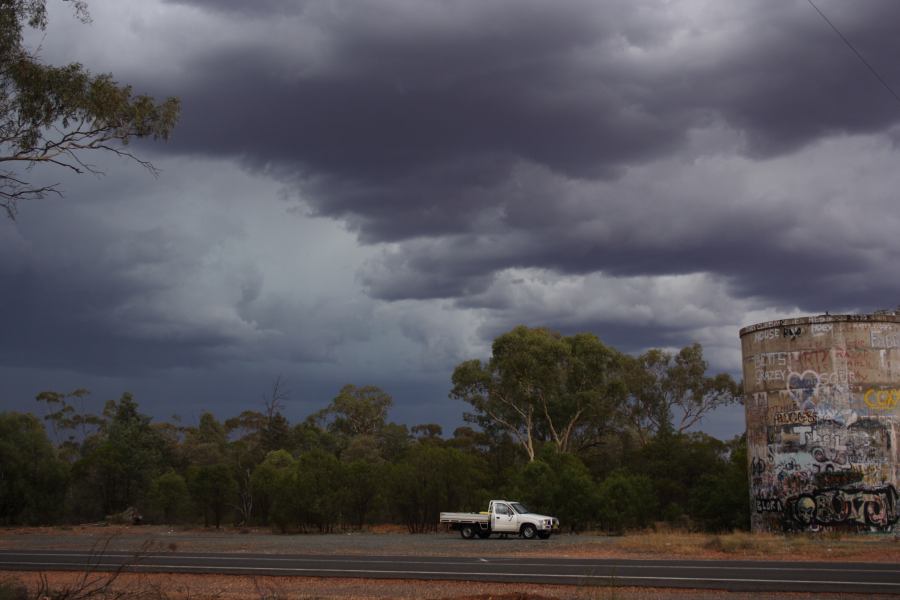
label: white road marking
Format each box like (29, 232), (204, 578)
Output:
(0, 560), (898, 589)
(2, 552), (898, 575)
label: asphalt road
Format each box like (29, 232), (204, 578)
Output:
(1, 549), (899, 594)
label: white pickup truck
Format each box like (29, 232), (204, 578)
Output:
(439, 500), (560, 540)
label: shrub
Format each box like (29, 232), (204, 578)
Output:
(596, 469), (657, 533)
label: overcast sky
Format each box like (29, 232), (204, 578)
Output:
(3, 0), (900, 438)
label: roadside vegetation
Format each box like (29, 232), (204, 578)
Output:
(614, 529), (900, 560)
(0, 326), (747, 534)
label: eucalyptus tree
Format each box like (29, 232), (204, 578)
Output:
(450, 326), (624, 461)
(0, 0), (179, 218)
(0, 412), (68, 524)
(623, 343), (740, 444)
(68, 393), (166, 517)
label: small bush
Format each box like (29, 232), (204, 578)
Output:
(596, 470), (657, 533)
(703, 532), (760, 553)
(0, 579), (27, 600)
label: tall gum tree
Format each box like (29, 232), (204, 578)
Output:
(0, 0), (179, 218)
(450, 326), (623, 461)
(623, 343), (740, 444)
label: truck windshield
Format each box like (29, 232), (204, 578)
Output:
(510, 502), (531, 514)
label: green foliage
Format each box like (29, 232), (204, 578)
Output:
(411, 423), (443, 440)
(187, 463), (237, 529)
(250, 450), (296, 529)
(343, 460), (383, 529)
(450, 326), (623, 461)
(225, 384), (294, 526)
(182, 412), (228, 466)
(148, 470), (189, 524)
(10, 339), (749, 534)
(34, 388), (95, 435)
(292, 419), (340, 456)
(596, 470), (657, 533)
(68, 393), (165, 519)
(0, 0), (179, 218)
(312, 384), (407, 462)
(625, 430), (741, 528)
(316, 384), (393, 437)
(269, 450), (346, 533)
(0, 412), (68, 524)
(0, 1), (88, 47)
(226, 409), (289, 456)
(0, 577), (27, 600)
(688, 435), (750, 531)
(260, 412), (291, 455)
(386, 442), (488, 533)
(293, 450), (346, 532)
(508, 449), (600, 531)
(378, 422), (411, 462)
(624, 343), (740, 441)
(341, 434), (382, 463)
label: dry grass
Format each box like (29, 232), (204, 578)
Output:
(5, 573), (899, 600)
(361, 524), (409, 535)
(609, 529), (900, 561)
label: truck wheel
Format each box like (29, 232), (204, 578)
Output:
(537, 531), (551, 540)
(520, 523), (537, 539)
(460, 525), (476, 539)
(477, 531), (491, 539)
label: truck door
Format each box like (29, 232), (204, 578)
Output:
(492, 502), (518, 533)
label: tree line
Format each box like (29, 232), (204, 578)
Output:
(0, 326), (749, 533)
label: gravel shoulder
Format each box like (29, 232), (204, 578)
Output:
(0, 525), (619, 558)
(2, 524), (899, 562)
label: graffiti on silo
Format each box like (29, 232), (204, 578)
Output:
(740, 313), (900, 533)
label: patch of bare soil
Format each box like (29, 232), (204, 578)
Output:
(4, 572), (899, 600)
(606, 530), (900, 563)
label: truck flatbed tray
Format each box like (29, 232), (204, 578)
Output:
(439, 512), (490, 523)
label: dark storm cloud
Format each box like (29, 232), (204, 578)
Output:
(477, 314), (689, 359)
(146, 0), (900, 315)
(165, 1), (687, 208)
(166, 1), (900, 183)
(0, 154), (373, 379)
(357, 165), (895, 313)
(0, 217), (236, 375)
(161, 0), (309, 16)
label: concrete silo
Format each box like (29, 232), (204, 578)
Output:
(740, 313), (900, 533)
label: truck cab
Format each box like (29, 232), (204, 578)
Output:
(489, 500), (525, 533)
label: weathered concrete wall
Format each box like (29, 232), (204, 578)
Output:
(740, 314), (900, 533)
